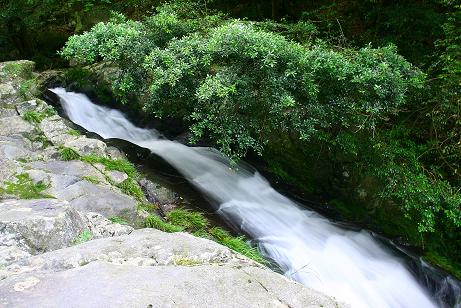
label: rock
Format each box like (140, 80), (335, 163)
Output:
(1, 60), (35, 79)
(0, 136), (34, 161)
(0, 199), (87, 262)
(105, 146), (125, 159)
(86, 212), (133, 238)
(15, 99), (47, 115)
(55, 181), (138, 219)
(0, 260), (343, 307)
(64, 136), (107, 156)
(139, 178), (179, 205)
(3, 229), (254, 275)
(39, 115), (77, 145)
(0, 82), (16, 100)
(0, 108), (17, 118)
(0, 116), (34, 137)
(30, 160), (103, 180)
(106, 170), (128, 184)
(0, 229), (341, 307)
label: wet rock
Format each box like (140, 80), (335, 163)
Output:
(15, 99), (48, 115)
(139, 178), (179, 205)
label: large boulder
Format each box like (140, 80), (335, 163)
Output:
(0, 229), (344, 308)
(0, 199), (87, 265)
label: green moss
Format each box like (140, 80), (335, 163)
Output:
(167, 208), (208, 232)
(0, 173), (52, 199)
(67, 129), (81, 136)
(22, 111), (43, 124)
(82, 175), (100, 184)
(73, 229), (93, 245)
(144, 214), (184, 233)
(19, 79), (37, 99)
(108, 216), (129, 225)
(59, 147), (81, 161)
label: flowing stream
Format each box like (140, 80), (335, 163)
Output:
(50, 88), (458, 308)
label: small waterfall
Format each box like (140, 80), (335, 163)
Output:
(51, 87), (460, 308)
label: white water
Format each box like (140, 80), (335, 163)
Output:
(52, 88), (437, 308)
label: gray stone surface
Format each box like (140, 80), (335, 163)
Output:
(64, 136), (107, 156)
(0, 82), (16, 100)
(0, 229), (344, 307)
(39, 115), (78, 145)
(15, 99), (47, 115)
(107, 170), (128, 184)
(0, 116), (34, 136)
(0, 199), (87, 260)
(0, 261), (343, 308)
(56, 180), (138, 218)
(86, 212), (134, 238)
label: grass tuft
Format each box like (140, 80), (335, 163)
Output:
(167, 208), (208, 232)
(117, 178), (144, 200)
(144, 215), (184, 233)
(209, 227), (266, 263)
(59, 147), (80, 161)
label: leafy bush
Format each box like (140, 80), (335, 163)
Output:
(62, 13), (423, 160)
